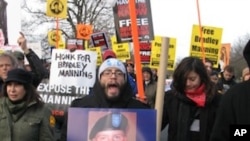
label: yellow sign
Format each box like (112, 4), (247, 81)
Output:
(190, 25), (223, 67)
(150, 36), (176, 70)
(86, 47), (102, 66)
(46, 0), (67, 18)
(112, 43), (130, 61)
(48, 30), (65, 48)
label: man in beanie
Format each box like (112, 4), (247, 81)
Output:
(89, 113), (128, 141)
(60, 58), (149, 141)
(210, 40), (250, 141)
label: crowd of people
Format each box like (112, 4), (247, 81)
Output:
(0, 33), (249, 141)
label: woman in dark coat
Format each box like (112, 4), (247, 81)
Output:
(162, 57), (221, 141)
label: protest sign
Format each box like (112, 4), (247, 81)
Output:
(49, 49), (97, 87)
(219, 43), (231, 71)
(190, 25), (223, 67)
(67, 108), (156, 141)
(150, 36), (176, 70)
(140, 42), (151, 63)
(113, 0), (154, 43)
(66, 39), (84, 50)
(46, 0), (67, 18)
(76, 24), (93, 40)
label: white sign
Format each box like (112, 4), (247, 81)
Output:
(50, 49), (97, 87)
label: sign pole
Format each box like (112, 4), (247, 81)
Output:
(128, 0), (145, 100)
(155, 37), (169, 141)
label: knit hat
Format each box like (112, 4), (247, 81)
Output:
(102, 49), (116, 60)
(89, 113), (128, 140)
(98, 58), (126, 81)
(243, 39), (250, 67)
(5, 68), (32, 84)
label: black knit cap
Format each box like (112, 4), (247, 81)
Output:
(5, 68), (32, 84)
(89, 113), (128, 140)
(243, 40), (250, 67)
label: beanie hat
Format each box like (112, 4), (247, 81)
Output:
(243, 39), (250, 67)
(5, 68), (32, 84)
(98, 58), (126, 81)
(89, 113), (128, 140)
(102, 49), (116, 60)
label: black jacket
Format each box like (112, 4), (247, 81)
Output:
(210, 81), (250, 141)
(60, 75), (150, 141)
(162, 90), (221, 141)
(0, 49), (46, 90)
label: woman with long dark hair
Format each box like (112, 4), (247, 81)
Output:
(162, 57), (221, 141)
(0, 68), (55, 141)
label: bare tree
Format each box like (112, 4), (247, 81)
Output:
(230, 33), (250, 80)
(21, 0), (115, 60)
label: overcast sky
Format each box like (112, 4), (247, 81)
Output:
(6, 0), (250, 59)
(151, 0), (250, 58)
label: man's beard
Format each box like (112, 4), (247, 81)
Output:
(101, 83), (125, 102)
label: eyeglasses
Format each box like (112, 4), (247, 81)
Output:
(102, 70), (124, 77)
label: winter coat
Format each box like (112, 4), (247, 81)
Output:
(210, 81), (250, 141)
(144, 80), (157, 108)
(60, 74), (150, 141)
(0, 97), (55, 141)
(162, 90), (221, 141)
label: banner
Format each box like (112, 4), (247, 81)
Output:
(112, 43), (130, 61)
(37, 79), (90, 118)
(113, 0), (154, 43)
(190, 25), (223, 67)
(76, 24), (93, 40)
(46, 0), (67, 18)
(67, 108), (156, 141)
(49, 49), (97, 87)
(219, 43), (231, 71)
(150, 36), (176, 70)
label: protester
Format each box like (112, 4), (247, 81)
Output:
(60, 58), (150, 141)
(89, 113), (128, 141)
(142, 67), (157, 108)
(102, 50), (137, 96)
(210, 40), (250, 141)
(241, 67), (250, 81)
(0, 68), (55, 141)
(204, 58), (214, 75)
(217, 65), (237, 93)
(0, 32), (47, 91)
(162, 56), (221, 141)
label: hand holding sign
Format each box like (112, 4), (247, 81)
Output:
(17, 32), (29, 54)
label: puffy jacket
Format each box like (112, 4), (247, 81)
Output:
(0, 97), (55, 141)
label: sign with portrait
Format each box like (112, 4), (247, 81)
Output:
(67, 108), (156, 141)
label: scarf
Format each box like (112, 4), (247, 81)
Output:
(5, 98), (27, 122)
(185, 84), (206, 107)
